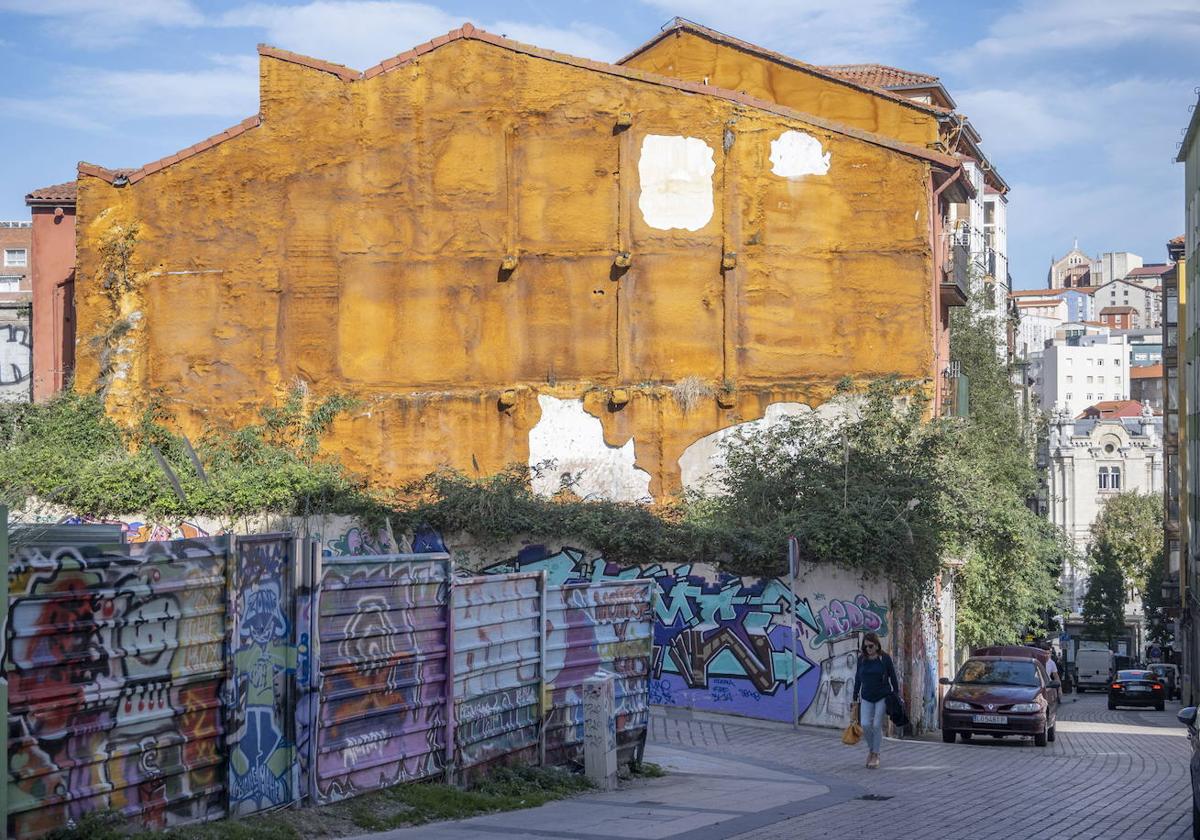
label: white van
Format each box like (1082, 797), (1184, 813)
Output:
(1075, 642), (1114, 692)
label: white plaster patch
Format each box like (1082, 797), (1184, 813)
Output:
(637, 134), (716, 231)
(528, 395), (652, 503)
(769, 130), (831, 178)
(678, 401), (849, 492)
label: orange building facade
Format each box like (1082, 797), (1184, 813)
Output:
(72, 25), (970, 500)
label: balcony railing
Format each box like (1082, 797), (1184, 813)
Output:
(942, 362), (969, 418)
(943, 240), (969, 303)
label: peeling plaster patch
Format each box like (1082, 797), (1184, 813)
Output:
(529, 395), (652, 503)
(770, 130), (831, 178)
(678, 401), (848, 492)
(638, 134), (715, 231)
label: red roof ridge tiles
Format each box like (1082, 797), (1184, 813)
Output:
(616, 18), (949, 118)
(79, 115), (262, 186)
(25, 181), (78, 204)
(79, 24), (965, 189)
(819, 62), (939, 87)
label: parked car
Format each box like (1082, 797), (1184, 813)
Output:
(1176, 706), (1200, 838)
(1148, 663), (1181, 700)
(940, 656), (1059, 746)
(972, 645), (1060, 706)
(1108, 669), (1166, 711)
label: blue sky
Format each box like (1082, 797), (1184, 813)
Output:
(2, 0), (1198, 289)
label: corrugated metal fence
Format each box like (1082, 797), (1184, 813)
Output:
(2, 537), (653, 837)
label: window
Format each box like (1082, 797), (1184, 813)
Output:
(1066, 375), (1074, 384)
(1087, 375), (1094, 384)
(1087, 393), (1093, 401)
(1099, 467), (1115, 490)
(1098, 358), (1105, 366)
(1114, 359), (1120, 366)
(1115, 376), (1122, 384)
(3, 249), (26, 267)
(1098, 376), (1105, 384)
(1066, 393), (1073, 401)
(0, 276), (19, 293)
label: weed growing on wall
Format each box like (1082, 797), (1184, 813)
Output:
(0, 389), (381, 520)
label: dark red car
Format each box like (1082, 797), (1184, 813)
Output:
(940, 656), (1059, 746)
(1108, 669), (1166, 711)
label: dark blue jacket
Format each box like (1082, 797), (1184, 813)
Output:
(853, 653), (899, 703)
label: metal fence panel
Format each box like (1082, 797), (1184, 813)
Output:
(313, 553), (451, 804)
(543, 581), (653, 766)
(5, 537), (230, 838)
(452, 573), (542, 775)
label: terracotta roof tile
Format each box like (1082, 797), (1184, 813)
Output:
(1125, 264), (1171, 277)
(1170, 235), (1185, 245)
(1099, 305), (1137, 314)
(819, 63), (938, 89)
(81, 115), (262, 186)
(25, 180), (77, 204)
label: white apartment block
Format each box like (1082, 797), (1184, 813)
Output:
(949, 161), (1009, 356)
(1091, 278), (1163, 328)
(1040, 333), (1131, 419)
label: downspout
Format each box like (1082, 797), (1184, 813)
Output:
(930, 168), (964, 416)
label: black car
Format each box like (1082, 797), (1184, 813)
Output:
(1177, 707), (1200, 838)
(1108, 669), (1166, 711)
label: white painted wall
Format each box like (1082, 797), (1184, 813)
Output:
(638, 134), (716, 232)
(1040, 335), (1131, 418)
(527, 395), (652, 503)
(769, 130), (830, 178)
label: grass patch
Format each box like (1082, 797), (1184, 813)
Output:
(47, 767), (591, 840)
(629, 761), (666, 778)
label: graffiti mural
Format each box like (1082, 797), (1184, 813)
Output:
(483, 543), (889, 727)
(5, 538), (230, 838)
(228, 535), (296, 815)
(313, 554), (451, 804)
(0, 321), (32, 400)
(58, 515), (214, 544)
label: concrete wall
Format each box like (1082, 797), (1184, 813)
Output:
(0, 304), (31, 402)
(72, 32), (943, 501)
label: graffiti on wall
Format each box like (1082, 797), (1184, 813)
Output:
(58, 515), (213, 544)
(228, 536), (295, 815)
(482, 543), (888, 726)
(0, 321), (31, 398)
(5, 539), (229, 838)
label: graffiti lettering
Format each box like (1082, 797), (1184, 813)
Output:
(812, 595), (888, 647)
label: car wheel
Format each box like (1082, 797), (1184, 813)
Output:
(1157, 702), (1165, 712)
(942, 729), (956, 743)
(960, 732), (972, 742)
(1034, 728), (1048, 747)
(1048, 724), (1056, 742)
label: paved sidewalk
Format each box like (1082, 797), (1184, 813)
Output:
(350, 743), (861, 840)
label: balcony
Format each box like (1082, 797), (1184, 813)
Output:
(942, 240), (969, 305)
(942, 361), (969, 418)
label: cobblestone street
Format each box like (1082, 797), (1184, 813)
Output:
(650, 690), (1194, 839)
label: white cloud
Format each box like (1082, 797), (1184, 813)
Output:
(635, 0), (923, 64)
(220, 1), (625, 68)
(0, 0), (205, 47)
(969, 0), (1200, 59)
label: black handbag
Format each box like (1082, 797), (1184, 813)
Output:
(885, 692), (910, 728)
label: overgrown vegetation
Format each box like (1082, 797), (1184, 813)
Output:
(946, 292), (1070, 648)
(45, 767), (592, 840)
(0, 388), (380, 521)
(0, 291), (1063, 639)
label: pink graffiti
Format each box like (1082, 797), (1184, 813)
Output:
(815, 595), (885, 644)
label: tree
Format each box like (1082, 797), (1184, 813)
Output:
(1082, 543), (1128, 644)
(947, 292), (1067, 648)
(1143, 546), (1172, 647)
(1089, 492), (1162, 592)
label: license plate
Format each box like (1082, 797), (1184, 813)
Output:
(972, 714), (1008, 724)
(1128, 686), (1149, 692)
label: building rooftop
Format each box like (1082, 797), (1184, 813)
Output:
(819, 63), (939, 89)
(1077, 400), (1146, 420)
(1125, 264), (1172, 278)
(1100, 305), (1137, 314)
(24, 181), (77, 204)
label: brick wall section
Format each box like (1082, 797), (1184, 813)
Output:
(0, 224), (32, 303)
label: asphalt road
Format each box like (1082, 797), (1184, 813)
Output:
(651, 690), (1195, 840)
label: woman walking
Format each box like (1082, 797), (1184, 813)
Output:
(852, 631), (899, 769)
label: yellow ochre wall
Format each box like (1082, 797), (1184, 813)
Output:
(75, 37), (937, 499)
(621, 30), (940, 149)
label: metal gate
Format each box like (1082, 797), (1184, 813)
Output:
(227, 534), (297, 815)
